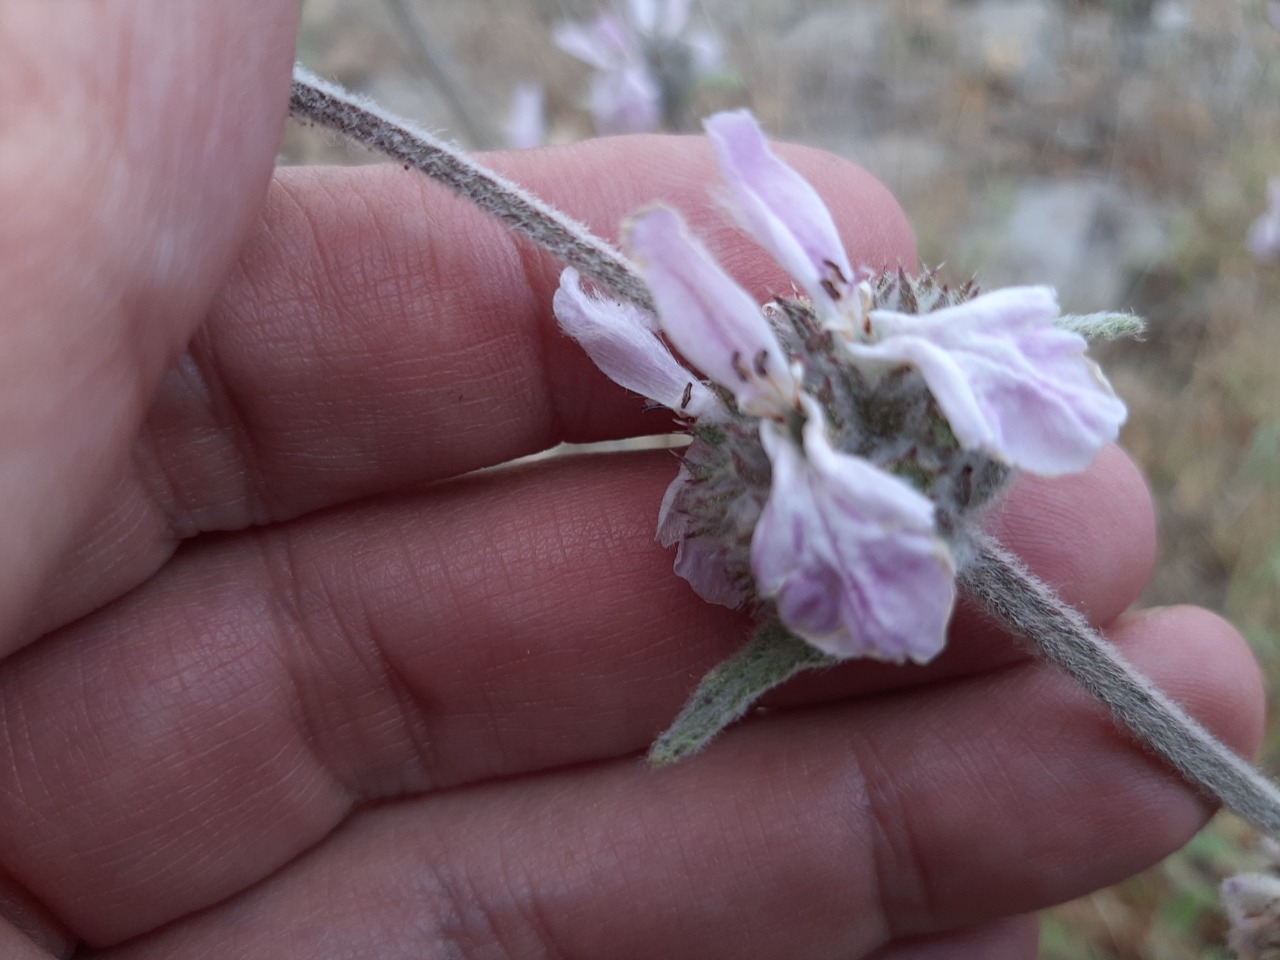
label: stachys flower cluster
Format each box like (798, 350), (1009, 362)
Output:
(554, 109), (1127, 666)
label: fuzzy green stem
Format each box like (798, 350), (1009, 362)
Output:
(289, 65), (655, 313)
(961, 531), (1280, 837)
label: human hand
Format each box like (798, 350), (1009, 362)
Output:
(0, 3), (1264, 958)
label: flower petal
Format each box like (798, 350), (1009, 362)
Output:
(588, 63), (661, 135)
(1248, 182), (1280, 262)
(686, 28), (724, 73)
(657, 466), (755, 608)
(705, 110), (854, 320)
(854, 286), (1128, 475)
(552, 18), (621, 70)
(504, 82), (545, 151)
(751, 405), (955, 663)
(625, 206), (796, 416)
(655, 0), (692, 36)
(627, 0), (659, 34)
(553, 268), (726, 420)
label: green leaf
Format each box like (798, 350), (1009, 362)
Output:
(648, 621), (834, 766)
(1055, 311), (1147, 341)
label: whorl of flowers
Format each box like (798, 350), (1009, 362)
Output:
(552, 0), (723, 135)
(554, 109), (1127, 665)
(1223, 869), (1280, 960)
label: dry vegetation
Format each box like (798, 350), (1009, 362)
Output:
(292, 1), (1280, 955)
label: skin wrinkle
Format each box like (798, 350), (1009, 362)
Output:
(316, 535), (444, 801)
(848, 725), (928, 952)
(0, 440), (1172, 952)
(47, 605), (1252, 958)
(19, 140), (907, 651)
(0, 1), (297, 653)
(246, 529), (364, 814)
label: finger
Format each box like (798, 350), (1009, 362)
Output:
(0, 446), (1159, 943)
(30, 139), (915, 636)
(0, 2), (298, 648)
(0, 919), (54, 960)
(78, 606), (1260, 958)
(865, 916), (1038, 960)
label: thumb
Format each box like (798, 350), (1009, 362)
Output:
(0, 2), (299, 650)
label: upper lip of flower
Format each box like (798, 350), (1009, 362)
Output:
(704, 109), (860, 328)
(621, 203), (799, 418)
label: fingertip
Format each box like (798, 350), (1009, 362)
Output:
(984, 444), (1158, 624)
(1119, 604), (1267, 763)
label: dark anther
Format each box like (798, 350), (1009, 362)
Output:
(730, 351), (750, 382)
(752, 349), (769, 377)
(820, 278), (841, 301)
(823, 258), (849, 285)
(681, 382), (693, 409)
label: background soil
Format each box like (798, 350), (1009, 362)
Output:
(290, 1), (1280, 955)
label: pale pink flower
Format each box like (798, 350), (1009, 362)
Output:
(553, 3), (723, 136)
(753, 401), (955, 662)
(554, 12), (662, 135)
(705, 110), (856, 322)
(555, 199), (956, 661)
(1223, 872), (1280, 960)
(850, 288), (1128, 476)
(552, 107), (1127, 665)
(709, 110), (1125, 476)
(623, 205), (798, 417)
(553, 267), (726, 420)
(1248, 178), (1280, 263)
(627, 0), (690, 38)
(504, 82), (546, 150)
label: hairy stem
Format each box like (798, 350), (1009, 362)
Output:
(961, 531), (1280, 837)
(289, 65), (655, 312)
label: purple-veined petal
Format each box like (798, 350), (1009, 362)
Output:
(705, 110), (854, 321)
(625, 205), (797, 416)
(751, 404), (955, 663)
(588, 63), (661, 135)
(554, 268), (726, 420)
(657, 466), (755, 608)
(851, 286), (1128, 475)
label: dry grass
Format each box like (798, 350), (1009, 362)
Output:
(293, 1), (1280, 954)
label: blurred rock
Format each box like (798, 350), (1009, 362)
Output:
(978, 178), (1169, 310)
